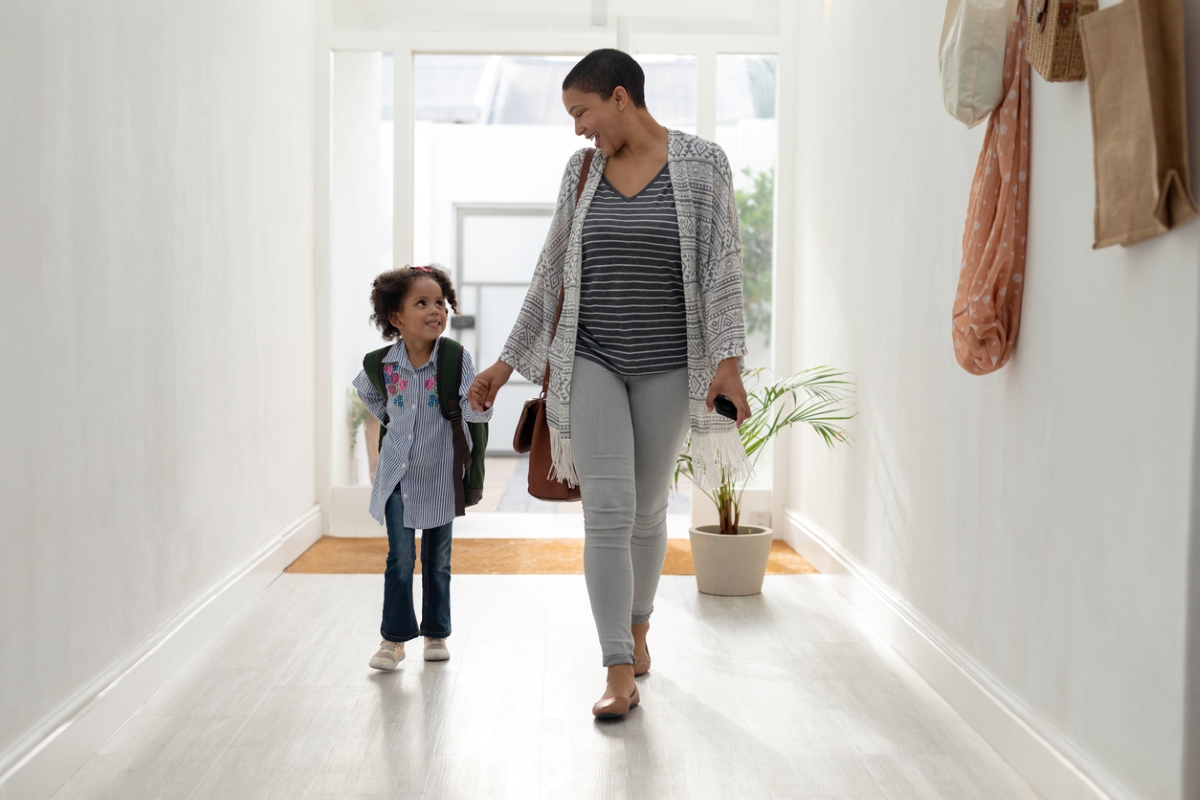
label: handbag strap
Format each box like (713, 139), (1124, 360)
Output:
(575, 148), (596, 207)
(541, 148), (595, 395)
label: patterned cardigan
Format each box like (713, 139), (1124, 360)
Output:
(499, 130), (750, 489)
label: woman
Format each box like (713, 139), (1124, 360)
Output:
(468, 49), (751, 718)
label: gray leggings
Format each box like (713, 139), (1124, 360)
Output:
(569, 356), (691, 667)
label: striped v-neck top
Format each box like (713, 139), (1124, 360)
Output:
(575, 164), (689, 376)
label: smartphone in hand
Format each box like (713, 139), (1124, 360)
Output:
(713, 394), (738, 421)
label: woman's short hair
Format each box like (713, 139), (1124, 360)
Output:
(562, 49), (646, 108)
(369, 264), (459, 340)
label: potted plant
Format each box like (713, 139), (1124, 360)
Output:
(676, 367), (854, 596)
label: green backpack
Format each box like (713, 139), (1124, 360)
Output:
(363, 337), (488, 517)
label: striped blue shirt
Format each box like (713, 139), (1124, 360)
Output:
(354, 337), (492, 529)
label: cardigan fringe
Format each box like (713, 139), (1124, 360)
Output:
(548, 426), (581, 487)
(686, 428), (752, 490)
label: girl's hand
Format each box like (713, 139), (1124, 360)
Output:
(705, 357), (751, 428)
(469, 361), (514, 411)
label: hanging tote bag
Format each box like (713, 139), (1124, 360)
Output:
(1026, 0), (1098, 82)
(511, 149), (595, 502)
(939, 0), (1020, 127)
(952, 2), (1031, 375)
(1080, 0), (1197, 248)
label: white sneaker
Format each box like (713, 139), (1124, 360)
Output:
(424, 637), (450, 662)
(369, 640), (405, 670)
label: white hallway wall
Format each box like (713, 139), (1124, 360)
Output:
(786, 2), (1200, 799)
(0, 0), (316, 790)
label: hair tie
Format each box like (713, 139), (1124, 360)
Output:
(411, 266), (434, 274)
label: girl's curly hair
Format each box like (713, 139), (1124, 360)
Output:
(369, 264), (459, 341)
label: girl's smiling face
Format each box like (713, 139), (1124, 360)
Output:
(388, 276), (447, 344)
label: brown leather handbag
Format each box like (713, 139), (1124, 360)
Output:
(511, 149), (594, 501)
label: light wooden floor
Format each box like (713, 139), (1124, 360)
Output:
(51, 574), (1040, 799)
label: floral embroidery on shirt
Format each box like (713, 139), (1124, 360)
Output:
(383, 364), (408, 408)
(427, 393), (439, 407)
(424, 376), (437, 390)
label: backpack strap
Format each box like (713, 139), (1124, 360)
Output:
(436, 338), (471, 517)
(435, 337), (463, 423)
(363, 344), (394, 450)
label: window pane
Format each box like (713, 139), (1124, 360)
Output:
(414, 55), (579, 125)
(637, 55), (696, 133)
(718, 54), (777, 489)
(461, 212), (553, 284)
(413, 55), (583, 456)
(478, 286), (531, 367)
(717, 54), (777, 370)
(717, 54), (777, 122)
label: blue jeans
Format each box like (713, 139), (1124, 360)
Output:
(381, 488), (453, 642)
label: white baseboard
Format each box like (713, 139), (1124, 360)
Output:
(0, 505), (323, 800)
(782, 509), (1130, 800)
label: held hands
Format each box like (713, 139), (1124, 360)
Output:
(705, 357), (751, 428)
(468, 360), (514, 412)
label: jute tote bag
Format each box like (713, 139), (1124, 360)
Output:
(1080, 0), (1197, 248)
(952, 2), (1031, 375)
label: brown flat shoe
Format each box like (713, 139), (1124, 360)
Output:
(592, 685), (641, 719)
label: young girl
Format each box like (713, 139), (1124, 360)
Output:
(353, 265), (491, 669)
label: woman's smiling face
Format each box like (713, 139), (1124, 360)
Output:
(563, 86), (628, 156)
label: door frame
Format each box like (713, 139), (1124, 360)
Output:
(313, 12), (795, 531)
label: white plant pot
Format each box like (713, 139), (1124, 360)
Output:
(688, 524), (774, 596)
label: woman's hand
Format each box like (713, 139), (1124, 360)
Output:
(469, 360), (515, 412)
(705, 357), (751, 428)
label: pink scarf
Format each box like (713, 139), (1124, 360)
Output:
(953, 2), (1030, 375)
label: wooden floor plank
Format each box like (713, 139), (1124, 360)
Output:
(50, 575), (1039, 800)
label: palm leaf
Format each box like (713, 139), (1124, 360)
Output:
(676, 367), (855, 534)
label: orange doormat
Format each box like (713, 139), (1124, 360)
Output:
(285, 537), (817, 576)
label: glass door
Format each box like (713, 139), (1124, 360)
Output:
(454, 204), (555, 455)
(411, 54), (583, 462)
